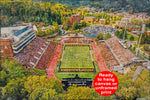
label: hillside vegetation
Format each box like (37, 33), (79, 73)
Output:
(34, 0), (150, 14)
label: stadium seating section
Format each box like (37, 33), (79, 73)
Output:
(14, 37), (57, 70)
(98, 42), (119, 70)
(106, 37), (136, 66)
(64, 37), (93, 44)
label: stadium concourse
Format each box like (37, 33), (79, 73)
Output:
(46, 41), (63, 80)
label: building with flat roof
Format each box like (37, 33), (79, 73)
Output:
(99, 19), (106, 25)
(84, 16), (96, 23)
(0, 25), (36, 55)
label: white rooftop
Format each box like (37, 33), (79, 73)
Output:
(1, 26), (26, 39)
(0, 25), (33, 43)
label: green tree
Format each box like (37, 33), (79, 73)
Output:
(140, 33), (150, 44)
(97, 33), (104, 40)
(0, 59), (29, 86)
(52, 21), (59, 31)
(144, 45), (150, 51)
(0, 70), (8, 86)
(63, 19), (70, 30)
(130, 36), (134, 41)
(29, 88), (58, 100)
(66, 84), (97, 100)
(114, 69), (150, 99)
(116, 87), (137, 100)
(121, 29), (127, 39)
(2, 77), (27, 100)
(24, 76), (64, 96)
(115, 30), (127, 39)
(72, 21), (79, 30)
(80, 20), (86, 27)
(109, 8), (113, 13)
(104, 33), (112, 40)
(115, 30), (120, 37)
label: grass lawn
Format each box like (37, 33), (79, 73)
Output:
(127, 33), (139, 41)
(30, 68), (46, 75)
(130, 44), (149, 59)
(146, 27), (150, 31)
(61, 46), (93, 68)
(55, 62), (100, 80)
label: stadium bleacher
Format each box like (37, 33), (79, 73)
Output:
(35, 42), (57, 70)
(64, 38), (82, 43)
(106, 37), (136, 66)
(98, 42), (119, 70)
(14, 37), (57, 70)
(64, 37), (93, 44)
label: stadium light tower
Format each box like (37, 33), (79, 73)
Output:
(136, 18), (145, 56)
(123, 19), (128, 41)
(0, 8), (1, 37)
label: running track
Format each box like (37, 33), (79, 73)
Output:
(46, 41), (63, 80)
(91, 43), (107, 72)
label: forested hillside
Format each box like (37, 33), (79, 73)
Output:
(0, 0), (150, 27)
(34, 0), (150, 14)
(0, 0), (74, 26)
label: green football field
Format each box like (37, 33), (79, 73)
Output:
(61, 46), (93, 68)
(55, 62), (100, 80)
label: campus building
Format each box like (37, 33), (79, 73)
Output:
(84, 17), (96, 23)
(0, 24), (36, 58)
(116, 18), (141, 31)
(99, 19), (106, 25)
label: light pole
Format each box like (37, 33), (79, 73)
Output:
(123, 19), (128, 41)
(136, 19), (145, 56)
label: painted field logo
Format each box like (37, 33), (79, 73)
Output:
(94, 71), (118, 96)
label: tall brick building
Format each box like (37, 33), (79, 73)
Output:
(67, 14), (81, 25)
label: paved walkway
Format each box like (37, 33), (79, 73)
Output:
(46, 41), (63, 81)
(42, 32), (58, 39)
(91, 43), (107, 72)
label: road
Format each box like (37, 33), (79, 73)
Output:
(59, 25), (72, 35)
